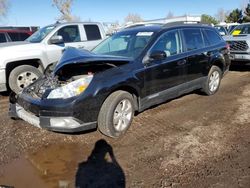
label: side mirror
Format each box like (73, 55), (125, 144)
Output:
(50, 35), (64, 44)
(149, 51), (167, 61)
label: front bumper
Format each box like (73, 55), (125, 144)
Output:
(230, 52), (250, 62)
(0, 68), (7, 92)
(9, 103), (97, 133)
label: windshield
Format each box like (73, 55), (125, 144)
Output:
(26, 25), (56, 43)
(230, 24), (250, 36)
(92, 31), (154, 59)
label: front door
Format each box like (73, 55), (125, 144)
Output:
(45, 25), (82, 65)
(143, 29), (187, 98)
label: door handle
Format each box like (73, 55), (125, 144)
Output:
(177, 59), (187, 66)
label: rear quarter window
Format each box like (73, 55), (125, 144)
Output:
(182, 28), (205, 51)
(203, 29), (222, 45)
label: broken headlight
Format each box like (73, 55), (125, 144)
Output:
(47, 75), (93, 99)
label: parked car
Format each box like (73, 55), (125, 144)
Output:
(9, 24), (231, 138)
(214, 25), (228, 36)
(0, 29), (33, 43)
(224, 23), (250, 64)
(217, 22), (240, 33)
(0, 22), (106, 93)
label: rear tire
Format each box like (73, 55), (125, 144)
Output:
(98, 91), (135, 138)
(9, 65), (42, 93)
(202, 65), (222, 96)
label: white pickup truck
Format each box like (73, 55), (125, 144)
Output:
(0, 22), (106, 93)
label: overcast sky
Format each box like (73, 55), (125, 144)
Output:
(1, 0), (245, 27)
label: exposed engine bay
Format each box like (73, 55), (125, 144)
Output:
(24, 62), (123, 99)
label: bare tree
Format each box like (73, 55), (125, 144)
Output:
(166, 11), (174, 19)
(216, 8), (226, 22)
(124, 13), (143, 24)
(52, 0), (79, 21)
(241, 0), (248, 10)
(0, 0), (9, 18)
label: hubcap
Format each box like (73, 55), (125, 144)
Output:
(209, 71), (220, 92)
(113, 99), (133, 132)
(16, 71), (38, 89)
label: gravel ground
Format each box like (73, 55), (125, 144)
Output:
(0, 66), (249, 188)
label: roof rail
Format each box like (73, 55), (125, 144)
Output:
(163, 21), (212, 28)
(124, 23), (163, 29)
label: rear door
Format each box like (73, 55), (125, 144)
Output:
(181, 28), (209, 82)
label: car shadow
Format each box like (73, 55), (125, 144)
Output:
(230, 64), (250, 72)
(75, 139), (125, 188)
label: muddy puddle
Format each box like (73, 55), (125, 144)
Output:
(0, 143), (88, 188)
(0, 140), (125, 188)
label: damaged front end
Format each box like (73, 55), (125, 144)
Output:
(25, 48), (130, 100)
(9, 47), (131, 132)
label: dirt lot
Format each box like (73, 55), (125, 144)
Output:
(0, 65), (250, 188)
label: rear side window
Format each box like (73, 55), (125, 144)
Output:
(0, 33), (7, 43)
(204, 29), (222, 45)
(8, 32), (19, 41)
(84, 25), (102, 41)
(182, 28), (204, 51)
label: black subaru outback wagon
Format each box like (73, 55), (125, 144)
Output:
(10, 24), (231, 138)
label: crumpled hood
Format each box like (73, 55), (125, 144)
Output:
(54, 47), (132, 74)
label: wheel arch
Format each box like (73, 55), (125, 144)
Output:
(211, 56), (225, 73)
(108, 85), (140, 112)
(5, 59), (44, 85)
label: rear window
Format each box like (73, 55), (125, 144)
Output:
(0, 33), (7, 43)
(182, 28), (204, 51)
(84, 25), (102, 41)
(203, 29), (222, 45)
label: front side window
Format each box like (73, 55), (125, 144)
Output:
(84, 25), (102, 41)
(55, 25), (80, 43)
(19, 33), (30, 41)
(92, 31), (154, 59)
(150, 30), (182, 57)
(182, 28), (204, 51)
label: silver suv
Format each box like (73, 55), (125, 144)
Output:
(224, 23), (250, 64)
(0, 22), (106, 93)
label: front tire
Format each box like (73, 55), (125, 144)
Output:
(98, 91), (135, 138)
(202, 65), (222, 95)
(9, 65), (42, 93)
